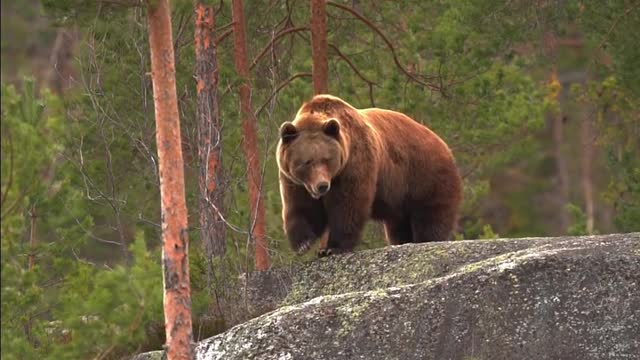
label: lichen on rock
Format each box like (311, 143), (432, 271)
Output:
(133, 233), (640, 360)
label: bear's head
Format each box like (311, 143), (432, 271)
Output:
(276, 117), (349, 199)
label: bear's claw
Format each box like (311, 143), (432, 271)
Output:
(295, 240), (313, 255)
(316, 247), (345, 258)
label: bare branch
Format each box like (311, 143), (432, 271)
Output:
(99, 0), (143, 7)
(328, 42), (377, 104)
(173, 9), (194, 54)
(327, 1), (440, 91)
(254, 72), (312, 117)
(249, 26), (310, 71)
(216, 21), (235, 33)
(75, 218), (125, 246)
(598, 2), (639, 50)
(215, 0), (224, 16)
(71, 247), (96, 266)
(215, 28), (233, 44)
(138, 213), (161, 229)
(328, 43), (377, 86)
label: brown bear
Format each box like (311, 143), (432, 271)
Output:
(276, 94), (462, 257)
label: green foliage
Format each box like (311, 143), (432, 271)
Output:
(605, 151), (640, 232)
(1, 79), (166, 359)
(3, 0), (639, 357)
(571, 75), (640, 232)
(40, 0), (131, 27)
(1, 77), (90, 254)
(575, 0), (640, 97)
(1, 78), (78, 359)
(565, 2), (640, 232)
(1, 250), (44, 360)
(479, 224), (500, 240)
(50, 234), (163, 359)
(567, 203), (588, 236)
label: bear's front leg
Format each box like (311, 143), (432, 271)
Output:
(285, 208), (326, 255)
(280, 173), (327, 255)
(318, 183), (373, 258)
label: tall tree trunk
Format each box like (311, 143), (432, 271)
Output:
(195, 0), (227, 320)
(146, 0), (194, 359)
(195, 1), (226, 277)
(551, 68), (569, 232)
(231, 0), (270, 271)
(311, 0), (330, 250)
(551, 94), (570, 231)
(311, 0), (328, 94)
(581, 112), (595, 234)
(46, 27), (78, 95)
(545, 30), (570, 233)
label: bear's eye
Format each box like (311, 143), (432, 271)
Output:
(296, 159), (312, 169)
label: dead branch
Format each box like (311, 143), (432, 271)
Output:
(250, 26), (310, 71)
(99, 0), (142, 7)
(327, 1), (440, 91)
(254, 72), (312, 117)
(215, 28), (233, 44)
(215, 0), (224, 15)
(328, 43), (377, 86)
(173, 9), (194, 55)
(328, 42), (377, 104)
(216, 21), (235, 33)
(598, 2), (639, 49)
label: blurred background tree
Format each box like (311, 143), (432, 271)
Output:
(2, 0), (638, 358)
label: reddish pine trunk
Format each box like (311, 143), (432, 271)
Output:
(195, 3), (226, 258)
(311, 0), (330, 250)
(231, 0), (270, 271)
(146, 1), (195, 359)
(311, 0), (329, 94)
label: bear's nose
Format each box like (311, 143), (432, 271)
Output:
(316, 182), (330, 195)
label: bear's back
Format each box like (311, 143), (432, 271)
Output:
(359, 108), (451, 156)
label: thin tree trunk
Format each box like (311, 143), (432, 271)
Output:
(46, 27), (78, 95)
(311, 0), (330, 250)
(581, 112), (595, 234)
(311, 0), (328, 94)
(28, 204), (36, 270)
(553, 118), (570, 229)
(544, 34), (571, 233)
(231, 0), (270, 271)
(146, 0), (194, 358)
(195, 0), (225, 259)
(195, 0), (227, 318)
(552, 105), (570, 231)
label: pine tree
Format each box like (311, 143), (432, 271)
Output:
(146, 0), (194, 358)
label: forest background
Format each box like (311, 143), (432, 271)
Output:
(2, 0), (638, 359)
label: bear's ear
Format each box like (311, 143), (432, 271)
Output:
(322, 118), (340, 138)
(280, 122), (298, 144)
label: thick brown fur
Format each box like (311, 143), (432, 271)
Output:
(276, 94), (462, 257)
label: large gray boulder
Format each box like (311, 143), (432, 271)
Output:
(141, 233), (640, 360)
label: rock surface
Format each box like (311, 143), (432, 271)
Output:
(129, 351), (166, 360)
(138, 233), (640, 360)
